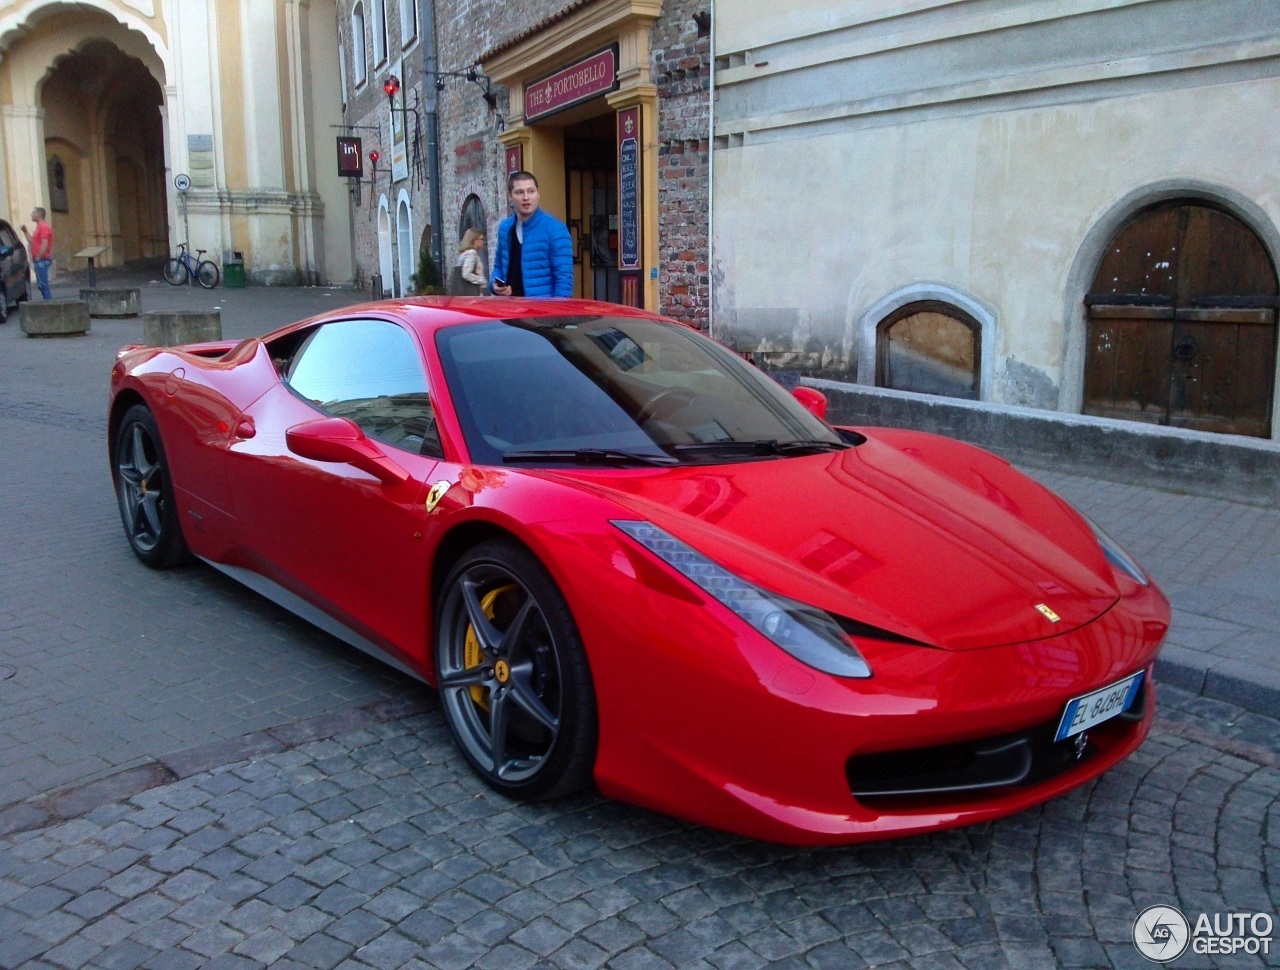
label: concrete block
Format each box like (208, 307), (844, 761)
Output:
(80, 288), (141, 317)
(19, 299), (90, 336)
(143, 310), (222, 347)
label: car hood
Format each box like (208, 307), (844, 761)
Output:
(544, 435), (1120, 651)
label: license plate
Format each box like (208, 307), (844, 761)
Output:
(1054, 672), (1143, 742)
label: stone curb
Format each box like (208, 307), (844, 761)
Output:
(0, 695), (430, 840)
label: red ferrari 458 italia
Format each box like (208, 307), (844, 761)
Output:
(109, 298), (1169, 844)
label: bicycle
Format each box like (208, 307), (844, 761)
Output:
(163, 243), (220, 289)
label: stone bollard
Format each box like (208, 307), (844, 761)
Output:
(143, 310), (222, 347)
(20, 299), (91, 336)
(80, 288), (141, 318)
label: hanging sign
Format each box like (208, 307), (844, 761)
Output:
(336, 137), (363, 178)
(617, 106), (640, 271)
(505, 144), (523, 176)
(524, 47), (618, 122)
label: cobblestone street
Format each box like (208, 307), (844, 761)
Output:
(1, 274), (1277, 968)
(1, 687), (1277, 969)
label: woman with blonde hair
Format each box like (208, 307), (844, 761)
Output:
(450, 228), (487, 295)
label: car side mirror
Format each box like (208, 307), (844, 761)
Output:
(286, 416), (410, 486)
(791, 386), (828, 420)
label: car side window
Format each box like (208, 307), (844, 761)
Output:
(285, 318), (441, 457)
(0, 225), (18, 249)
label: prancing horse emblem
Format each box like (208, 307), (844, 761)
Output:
(425, 480), (452, 513)
(1035, 603), (1062, 623)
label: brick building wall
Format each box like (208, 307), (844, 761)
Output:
(333, 1), (711, 312)
(336, 0), (436, 295)
(652, 2), (710, 329)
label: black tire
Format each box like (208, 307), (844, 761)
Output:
(435, 539), (597, 800)
(0, 287), (7, 324)
(195, 261), (220, 289)
(114, 404), (189, 568)
(163, 258), (188, 286)
(15, 280), (28, 303)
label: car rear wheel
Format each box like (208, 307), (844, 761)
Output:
(0, 287), (7, 324)
(435, 539), (597, 800)
(114, 403), (189, 568)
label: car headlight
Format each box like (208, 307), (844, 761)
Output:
(612, 520), (872, 678)
(1083, 515), (1149, 586)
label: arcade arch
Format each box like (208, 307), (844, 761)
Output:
(0, 6), (167, 268)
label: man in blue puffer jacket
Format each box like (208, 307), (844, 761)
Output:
(491, 171), (574, 297)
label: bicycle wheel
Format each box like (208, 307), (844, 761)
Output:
(195, 260), (220, 289)
(163, 258), (188, 286)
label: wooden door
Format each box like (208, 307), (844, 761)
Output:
(1084, 203), (1278, 437)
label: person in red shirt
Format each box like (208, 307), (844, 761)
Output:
(21, 207), (53, 299)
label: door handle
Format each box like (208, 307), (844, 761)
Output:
(234, 417), (256, 439)
(1172, 335), (1196, 361)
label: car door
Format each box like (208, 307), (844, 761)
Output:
(226, 317), (443, 671)
(0, 222), (23, 297)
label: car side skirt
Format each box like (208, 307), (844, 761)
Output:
(199, 558), (428, 685)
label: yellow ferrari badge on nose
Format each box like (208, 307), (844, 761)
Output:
(425, 480), (452, 513)
(1035, 603), (1062, 623)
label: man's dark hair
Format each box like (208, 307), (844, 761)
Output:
(506, 170), (538, 193)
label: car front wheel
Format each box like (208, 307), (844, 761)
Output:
(434, 539), (597, 800)
(114, 403), (189, 568)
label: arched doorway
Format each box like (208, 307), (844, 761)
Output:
(1083, 202), (1278, 437)
(396, 192), (413, 297)
(377, 196), (394, 296)
(34, 34), (166, 268)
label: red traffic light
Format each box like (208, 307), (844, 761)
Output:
(383, 75), (400, 99)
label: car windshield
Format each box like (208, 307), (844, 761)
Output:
(435, 315), (847, 466)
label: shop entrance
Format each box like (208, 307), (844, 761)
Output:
(563, 115), (619, 303)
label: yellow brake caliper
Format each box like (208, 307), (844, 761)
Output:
(463, 585), (515, 711)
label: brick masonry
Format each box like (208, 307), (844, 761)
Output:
(337, 1), (712, 321)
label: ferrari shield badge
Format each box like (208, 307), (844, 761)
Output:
(425, 480), (452, 513)
(1035, 603), (1062, 623)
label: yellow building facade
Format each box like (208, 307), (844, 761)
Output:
(0, 0), (353, 283)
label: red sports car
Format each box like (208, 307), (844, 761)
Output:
(109, 298), (1168, 844)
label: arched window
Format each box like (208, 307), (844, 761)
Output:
(396, 192), (414, 296)
(371, 0), (388, 67)
(351, 4), (367, 86)
(399, 0), (418, 46)
(876, 301), (980, 400)
(1084, 201), (1278, 437)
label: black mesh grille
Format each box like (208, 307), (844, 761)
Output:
(847, 680), (1148, 801)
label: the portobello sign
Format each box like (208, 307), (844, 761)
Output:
(525, 47), (618, 122)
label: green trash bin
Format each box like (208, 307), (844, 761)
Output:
(223, 251), (245, 288)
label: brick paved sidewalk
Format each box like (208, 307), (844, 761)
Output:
(1030, 470), (1280, 718)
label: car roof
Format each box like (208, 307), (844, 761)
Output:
(286, 296), (683, 341)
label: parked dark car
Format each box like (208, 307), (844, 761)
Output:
(0, 219), (30, 321)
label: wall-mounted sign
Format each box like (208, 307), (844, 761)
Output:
(337, 137), (363, 178)
(505, 144), (523, 176)
(187, 134), (215, 189)
(173, 173), (191, 192)
(617, 106), (640, 272)
(524, 47), (618, 122)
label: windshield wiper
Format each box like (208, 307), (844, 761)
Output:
(668, 439), (849, 458)
(502, 448), (677, 466)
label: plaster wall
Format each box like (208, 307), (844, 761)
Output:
(712, 0), (1280, 418)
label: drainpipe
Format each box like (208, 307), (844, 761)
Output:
(422, 0), (444, 279)
(706, 0), (716, 339)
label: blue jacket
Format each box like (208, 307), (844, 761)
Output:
(491, 209), (574, 297)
